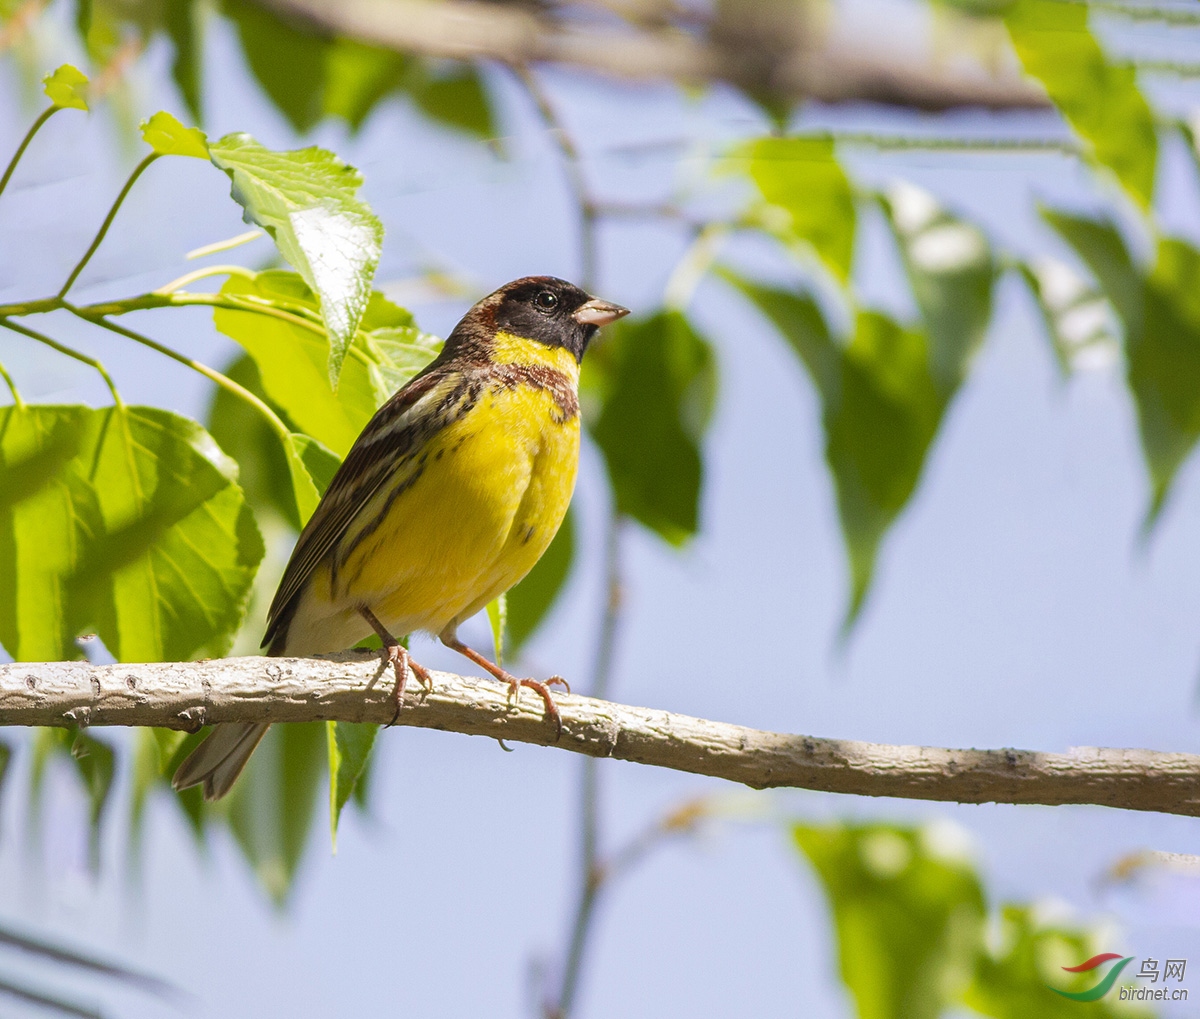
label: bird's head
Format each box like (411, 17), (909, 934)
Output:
(449, 276), (629, 365)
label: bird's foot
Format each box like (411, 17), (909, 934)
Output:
(503, 676), (563, 741)
(441, 634), (564, 741)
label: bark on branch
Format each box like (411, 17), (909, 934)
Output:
(259, 0), (1050, 113)
(1, 655), (1195, 817)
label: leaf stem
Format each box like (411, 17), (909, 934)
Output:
(0, 360), (23, 406)
(68, 308), (293, 444)
(0, 105), (57, 202)
(57, 153), (160, 298)
(0, 318), (121, 405)
(154, 264), (257, 295)
(665, 223), (730, 311)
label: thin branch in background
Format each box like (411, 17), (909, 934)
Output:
(261, 0), (1050, 112)
(513, 64), (599, 292)
(0, 923), (179, 1000)
(552, 512), (625, 1019)
(0, 318), (122, 404)
(58, 153), (160, 298)
(0, 976), (102, 1019)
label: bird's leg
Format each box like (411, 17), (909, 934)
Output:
(439, 629), (563, 740)
(358, 606), (432, 725)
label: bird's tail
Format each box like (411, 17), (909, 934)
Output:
(171, 721), (271, 802)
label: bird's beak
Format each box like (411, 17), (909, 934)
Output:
(574, 298), (630, 327)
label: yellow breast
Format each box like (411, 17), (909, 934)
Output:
(331, 334), (580, 637)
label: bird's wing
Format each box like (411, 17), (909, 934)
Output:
(263, 367), (481, 650)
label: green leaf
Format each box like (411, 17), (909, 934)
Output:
(0, 404), (264, 662)
(735, 135), (857, 283)
(323, 41), (411, 132)
(223, 0), (326, 132)
(486, 594), (506, 667)
(1044, 210), (1200, 520)
(1005, 0), (1157, 208)
(69, 732), (114, 873)
(411, 64), (496, 139)
(326, 720), (378, 850)
(1040, 208), (1143, 333)
(227, 721), (326, 906)
(880, 182), (995, 393)
(140, 110), (208, 159)
(207, 136), (385, 386)
(963, 905), (1130, 1018)
(794, 822), (986, 1019)
(586, 312), (717, 546)
(1019, 259), (1118, 375)
(0, 406), (90, 660)
(728, 277), (946, 623)
(506, 504), (575, 656)
(212, 271), (440, 457)
(164, 0), (204, 124)
(1135, 239), (1200, 520)
(42, 64), (89, 111)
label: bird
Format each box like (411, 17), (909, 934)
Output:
(173, 276), (629, 801)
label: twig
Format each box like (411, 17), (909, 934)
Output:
(2, 655), (1199, 818)
(58, 154), (160, 298)
(513, 65), (598, 292)
(0, 319), (122, 404)
(0, 106), (58, 202)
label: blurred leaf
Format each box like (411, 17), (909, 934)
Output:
(728, 277), (946, 624)
(736, 135), (856, 283)
(486, 594), (506, 667)
(69, 732), (114, 873)
(963, 905), (1131, 1018)
(1135, 239), (1200, 521)
(140, 110), (208, 159)
(42, 64), (88, 111)
(208, 135), (384, 385)
(228, 721), (326, 905)
(411, 64), (495, 139)
(1005, 0), (1157, 208)
(130, 727), (203, 852)
(225, 2), (496, 138)
(1044, 210), (1200, 520)
(881, 182), (995, 392)
(164, 0), (203, 123)
(0, 405), (263, 661)
(586, 312), (716, 546)
(212, 271), (439, 457)
(1019, 259), (1118, 375)
(506, 504), (575, 656)
(323, 40), (409, 131)
(326, 721), (378, 849)
(223, 0), (326, 132)
(794, 822), (985, 1019)
(1040, 208), (1143, 332)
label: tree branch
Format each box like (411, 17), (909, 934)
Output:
(258, 0), (1050, 113)
(1, 655), (1195, 817)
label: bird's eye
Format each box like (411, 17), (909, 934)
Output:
(534, 290), (559, 313)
